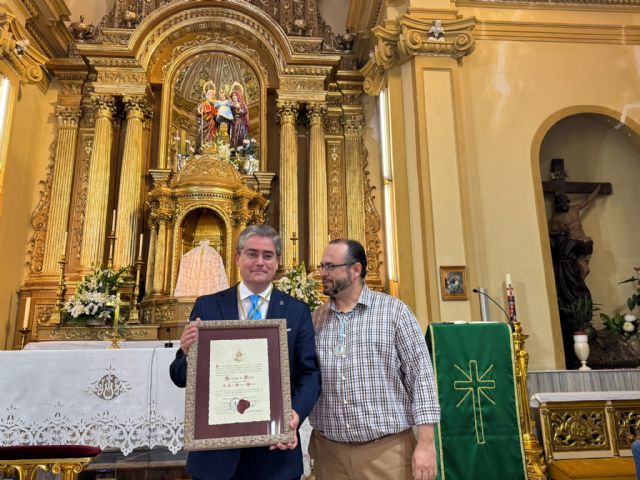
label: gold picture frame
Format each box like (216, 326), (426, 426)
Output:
(184, 319), (294, 450)
(440, 266), (468, 301)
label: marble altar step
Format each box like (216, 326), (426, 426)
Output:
(528, 368), (640, 396)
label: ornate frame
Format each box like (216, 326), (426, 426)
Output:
(184, 319), (293, 450)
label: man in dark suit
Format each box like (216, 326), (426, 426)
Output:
(170, 225), (321, 480)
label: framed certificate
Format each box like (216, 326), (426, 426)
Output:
(184, 319), (294, 450)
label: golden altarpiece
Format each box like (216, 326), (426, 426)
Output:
(16, 0), (385, 343)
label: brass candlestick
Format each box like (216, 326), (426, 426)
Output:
(127, 257), (144, 324)
(18, 328), (31, 350)
(290, 232), (298, 267)
(107, 230), (117, 269)
(49, 254), (67, 325)
(107, 293), (123, 349)
(512, 319), (547, 478)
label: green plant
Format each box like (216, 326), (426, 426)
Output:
(559, 297), (599, 333)
(274, 263), (322, 312)
(61, 265), (128, 325)
(599, 311), (633, 337)
(619, 267), (640, 312)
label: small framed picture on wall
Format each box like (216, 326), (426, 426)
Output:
(440, 266), (468, 301)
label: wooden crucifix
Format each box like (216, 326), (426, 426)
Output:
(542, 158), (612, 197)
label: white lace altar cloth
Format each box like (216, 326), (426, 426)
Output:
(0, 347), (184, 455)
(174, 241), (229, 297)
(0, 345), (314, 476)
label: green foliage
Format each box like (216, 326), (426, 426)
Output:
(559, 297), (599, 332)
(619, 268), (640, 312)
(599, 312), (629, 336)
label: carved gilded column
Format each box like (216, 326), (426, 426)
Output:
(42, 107), (81, 272)
(80, 95), (115, 270)
(343, 114), (366, 246)
(114, 95), (148, 269)
(307, 102), (328, 269)
(146, 217), (157, 293)
(276, 100), (299, 267)
(152, 216), (168, 295)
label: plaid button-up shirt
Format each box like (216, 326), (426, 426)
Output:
(310, 284), (440, 443)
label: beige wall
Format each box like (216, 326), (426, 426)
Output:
(65, 0), (112, 25)
(378, 6), (640, 369)
(540, 114), (640, 326)
(0, 82), (57, 348)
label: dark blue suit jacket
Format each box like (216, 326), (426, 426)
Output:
(169, 285), (321, 480)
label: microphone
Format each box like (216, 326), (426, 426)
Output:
(472, 288), (510, 322)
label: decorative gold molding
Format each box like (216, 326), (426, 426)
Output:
(27, 139), (56, 274)
(326, 140), (346, 240)
(96, 70), (149, 85)
(459, 0), (640, 8)
(362, 140), (384, 286)
(72, 137), (93, 261)
(0, 5), (48, 84)
(474, 20), (640, 44)
(361, 15), (476, 95)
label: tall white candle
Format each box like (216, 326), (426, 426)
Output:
(113, 293), (120, 334)
(138, 233), (144, 259)
(112, 210), (117, 232)
(22, 297), (31, 329)
(505, 273), (512, 287)
(62, 231), (68, 255)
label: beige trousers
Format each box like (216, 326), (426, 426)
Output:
(309, 429), (416, 480)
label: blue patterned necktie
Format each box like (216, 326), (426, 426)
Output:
(248, 294), (262, 320)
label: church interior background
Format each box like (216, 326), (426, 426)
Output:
(0, 0), (639, 477)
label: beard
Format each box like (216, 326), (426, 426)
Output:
(322, 275), (353, 297)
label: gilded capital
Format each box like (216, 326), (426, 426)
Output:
(54, 106), (81, 128)
(275, 101), (299, 125)
(307, 103), (327, 126)
(0, 7), (48, 84)
(123, 95), (149, 120)
(90, 94), (116, 120)
(342, 115), (365, 136)
(361, 14), (476, 95)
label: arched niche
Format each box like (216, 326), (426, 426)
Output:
(539, 112), (640, 317)
(130, 2), (286, 169)
(180, 207), (227, 260)
(168, 50), (266, 167)
(170, 201), (235, 296)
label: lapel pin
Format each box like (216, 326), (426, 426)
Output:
(280, 300), (284, 306)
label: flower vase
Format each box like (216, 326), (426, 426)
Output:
(85, 316), (107, 327)
(573, 334), (591, 371)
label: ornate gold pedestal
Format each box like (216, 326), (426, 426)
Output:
(36, 324), (159, 341)
(141, 296), (193, 340)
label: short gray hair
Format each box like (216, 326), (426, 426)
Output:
(236, 225), (282, 257)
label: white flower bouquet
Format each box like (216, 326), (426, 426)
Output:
(275, 263), (322, 312)
(62, 265), (128, 325)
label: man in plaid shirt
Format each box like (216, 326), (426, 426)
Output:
(309, 239), (440, 480)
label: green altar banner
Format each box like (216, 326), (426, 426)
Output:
(426, 322), (527, 480)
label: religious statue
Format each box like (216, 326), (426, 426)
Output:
(197, 81), (219, 146)
(549, 184), (601, 280)
(174, 240), (229, 297)
(549, 184), (602, 367)
(229, 87), (249, 150)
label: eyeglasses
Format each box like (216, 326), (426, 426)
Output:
(241, 249), (277, 261)
(317, 262), (354, 272)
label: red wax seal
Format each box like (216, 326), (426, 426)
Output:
(237, 399), (251, 414)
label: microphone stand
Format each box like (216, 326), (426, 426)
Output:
(472, 288), (510, 322)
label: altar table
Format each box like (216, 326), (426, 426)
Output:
(0, 345), (184, 455)
(0, 343), (313, 476)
